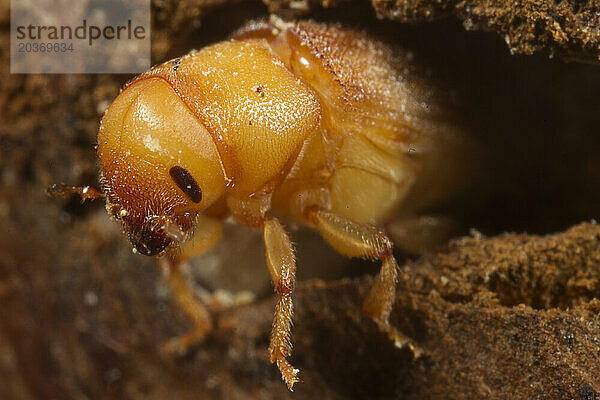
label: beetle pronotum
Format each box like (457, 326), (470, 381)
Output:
(52, 18), (471, 389)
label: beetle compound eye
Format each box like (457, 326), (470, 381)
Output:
(169, 166), (202, 203)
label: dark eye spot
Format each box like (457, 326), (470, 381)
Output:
(169, 166), (202, 203)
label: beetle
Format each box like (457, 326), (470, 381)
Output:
(50, 18), (471, 390)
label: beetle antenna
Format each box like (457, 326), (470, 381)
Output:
(47, 183), (105, 203)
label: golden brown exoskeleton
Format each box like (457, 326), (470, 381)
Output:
(53, 19), (471, 389)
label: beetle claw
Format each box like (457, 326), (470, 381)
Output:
(274, 355), (301, 391)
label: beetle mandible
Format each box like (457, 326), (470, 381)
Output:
(51, 18), (471, 389)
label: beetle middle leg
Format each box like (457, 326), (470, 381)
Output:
(308, 208), (422, 356)
(263, 218), (301, 390)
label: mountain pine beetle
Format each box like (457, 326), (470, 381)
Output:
(50, 18), (471, 390)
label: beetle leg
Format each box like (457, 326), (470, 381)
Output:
(160, 256), (213, 355)
(308, 208), (422, 357)
(160, 217), (222, 356)
(263, 218), (301, 390)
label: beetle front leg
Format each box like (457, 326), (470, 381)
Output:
(160, 255), (213, 355)
(263, 218), (301, 390)
(308, 208), (422, 356)
(160, 216), (222, 355)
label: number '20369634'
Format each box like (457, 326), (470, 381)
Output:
(18, 42), (74, 52)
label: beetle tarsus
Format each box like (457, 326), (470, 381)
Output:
(369, 314), (424, 358)
(160, 257), (213, 355)
(263, 218), (300, 390)
(160, 329), (208, 357)
(309, 209), (423, 356)
(273, 352), (301, 390)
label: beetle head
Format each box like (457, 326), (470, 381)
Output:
(97, 77), (226, 256)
